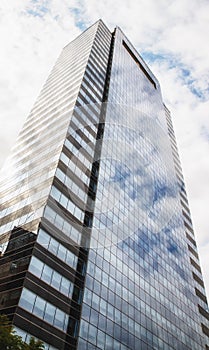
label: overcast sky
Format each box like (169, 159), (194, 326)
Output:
(0, 0), (209, 297)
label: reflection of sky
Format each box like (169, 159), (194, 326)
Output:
(91, 31), (186, 295)
(93, 120), (179, 233)
(118, 219), (190, 284)
(83, 26), (204, 349)
(93, 126), (189, 283)
(90, 28), (197, 336)
(111, 163), (130, 189)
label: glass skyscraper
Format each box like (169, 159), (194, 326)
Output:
(0, 20), (209, 350)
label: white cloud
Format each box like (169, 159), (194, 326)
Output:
(0, 0), (209, 299)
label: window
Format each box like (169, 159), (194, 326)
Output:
(19, 289), (36, 313)
(37, 228), (78, 269)
(29, 256), (74, 298)
(19, 288), (69, 332)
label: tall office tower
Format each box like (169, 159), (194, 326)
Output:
(0, 19), (208, 350)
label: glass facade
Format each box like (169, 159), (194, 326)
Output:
(0, 19), (209, 350)
(77, 27), (209, 350)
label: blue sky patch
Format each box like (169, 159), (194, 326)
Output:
(26, 0), (50, 18)
(69, 7), (87, 31)
(142, 51), (207, 101)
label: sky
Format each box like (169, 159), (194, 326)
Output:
(0, 0), (209, 297)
